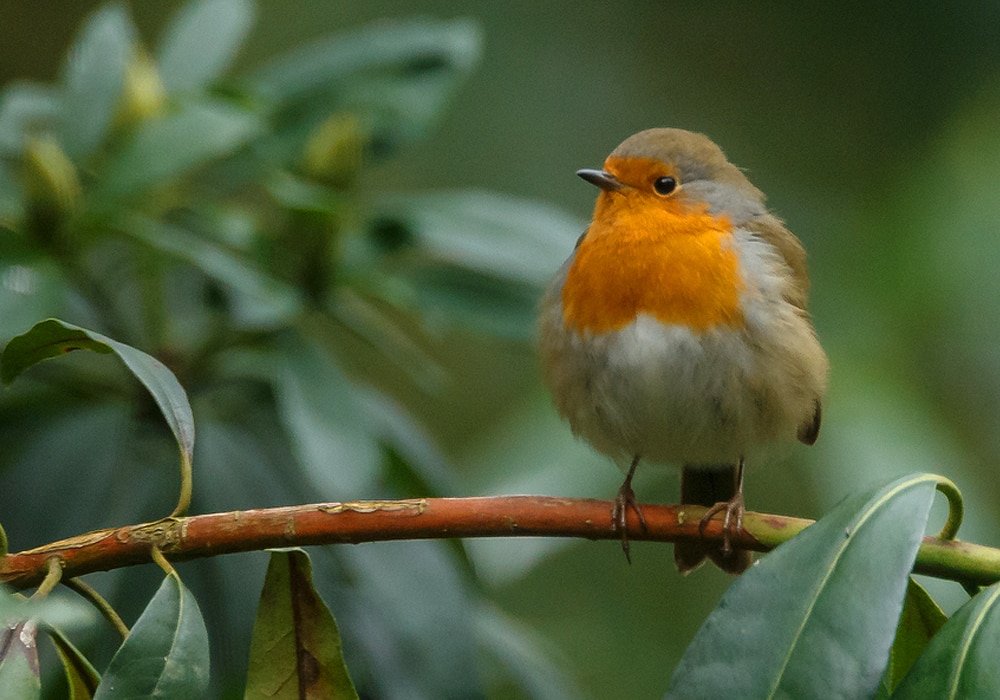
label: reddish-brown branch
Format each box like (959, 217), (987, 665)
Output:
(1, 496), (998, 590)
(0, 497), (756, 589)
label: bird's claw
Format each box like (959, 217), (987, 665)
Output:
(697, 490), (746, 555)
(613, 482), (648, 564)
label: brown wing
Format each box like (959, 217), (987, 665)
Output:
(747, 216), (824, 446)
(745, 215), (811, 312)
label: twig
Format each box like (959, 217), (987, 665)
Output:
(1, 496), (998, 590)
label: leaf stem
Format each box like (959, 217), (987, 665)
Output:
(31, 557), (63, 598)
(150, 545), (175, 576)
(171, 452), (193, 517)
(64, 577), (130, 640)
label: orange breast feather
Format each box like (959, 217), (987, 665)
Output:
(561, 197), (744, 334)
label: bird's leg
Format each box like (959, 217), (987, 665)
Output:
(697, 458), (746, 555)
(613, 456), (648, 563)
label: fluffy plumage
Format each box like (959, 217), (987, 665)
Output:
(539, 128), (829, 573)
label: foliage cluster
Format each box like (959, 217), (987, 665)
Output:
(0, 0), (577, 696)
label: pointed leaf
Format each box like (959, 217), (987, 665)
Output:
(893, 582), (1000, 698)
(97, 99), (262, 200)
(883, 578), (948, 692)
(245, 549), (358, 700)
(353, 385), (457, 495)
(339, 541), (481, 696)
(247, 18), (480, 161)
(157, 0), (255, 93)
(375, 191), (580, 287)
(60, 3), (134, 160)
(250, 18), (479, 103)
(94, 571), (209, 699)
(126, 217), (301, 329)
(46, 625), (101, 699)
(1, 318), (114, 380)
(1, 318), (194, 473)
(274, 336), (380, 498)
(399, 264), (543, 339)
(0, 620), (40, 698)
(371, 191), (581, 337)
(666, 473), (940, 700)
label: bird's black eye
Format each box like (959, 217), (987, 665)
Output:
(653, 176), (678, 196)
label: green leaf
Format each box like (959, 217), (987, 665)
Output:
(0, 620), (41, 699)
(665, 473), (940, 700)
(94, 571), (209, 699)
(374, 191), (581, 287)
(1, 578), (95, 698)
(251, 17), (479, 103)
(0, 318), (194, 460)
(247, 18), (480, 163)
(245, 549), (358, 700)
(157, 0), (255, 93)
(191, 405), (296, 512)
(340, 541), (481, 696)
(401, 265), (543, 339)
(126, 216), (301, 329)
(0, 401), (139, 547)
(370, 191), (581, 337)
(0, 319), (195, 514)
(353, 385), (457, 495)
(0, 589), (104, 698)
(0, 591), (96, 699)
(97, 99), (262, 200)
(474, 603), (582, 700)
(60, 3), (134, 160)
(273, 335), (381, 498)
(893, 582), (1000, 698)
(1, 318), (115, 383)
(46, 625), (101, 700)
(1, 586), (98, 635)
(265, 171), (348, 215)
(882, 578), (948, 693)
(327, 290), (446, 392)
(0, 83), (61, 156)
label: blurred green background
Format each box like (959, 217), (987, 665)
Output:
(3, 2), (1000, 698)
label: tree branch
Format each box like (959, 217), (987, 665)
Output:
(2, 496), (998, 590)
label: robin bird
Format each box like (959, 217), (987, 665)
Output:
(538, 128), (828, 573)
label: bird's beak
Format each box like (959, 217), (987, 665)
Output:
(576, 168), (622, 192)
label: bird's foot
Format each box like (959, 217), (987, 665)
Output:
(697, 490), (745, 555)
(613, 479), (648, 564)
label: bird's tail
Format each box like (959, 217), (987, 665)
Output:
(674, 464), (753, 574)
